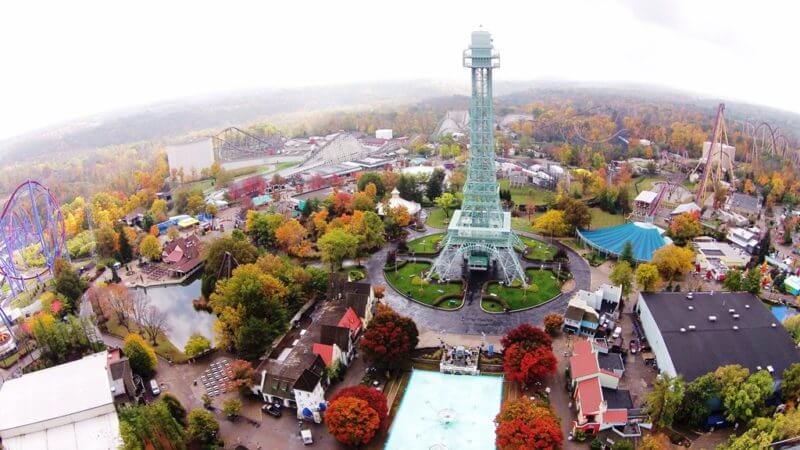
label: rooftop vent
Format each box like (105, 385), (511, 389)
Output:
(733, 314), (740, 320)
(686, 292), (693, 300)
(745, 304), (751, 309)
(688, 325), (696, 331)
(772, 323), (778, 328)
(728, 309), (736, 314)
(688, 305), (694, 311)
(757, 366), (763, 371)
(709, 315), (717, 322)
(710, 290), (715, 296)
(768, 365), (775, 373)
(733, 325), (739, 330)
(680, 328), (686, 333)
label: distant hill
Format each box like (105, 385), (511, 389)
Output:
(2, 80), (798, 163)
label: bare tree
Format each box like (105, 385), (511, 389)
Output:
(102, 284), (134, 330)
(140, 305), (169, 345)
(130, 290), (149, 328)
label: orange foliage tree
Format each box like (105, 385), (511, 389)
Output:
(495, 396), (562, 450)
(325, 397), (380, 446)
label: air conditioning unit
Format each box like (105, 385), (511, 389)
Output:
(733, 325), (739, 330)
(768, 365), (775, 373)
(688, 305), (694, 310)
(688, 325), (696, 331)
(733, 314), (740, 320)
(728, 309), (735, 314)
(680, 328), (686, 333)
(708, 316), (717, 322)
(686, 292), (693, 300)
(745, 304), (751, 309)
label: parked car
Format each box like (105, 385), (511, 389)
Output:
(149, 379), (161, 396)
(262, 403), (282, 418)
(300, 429), (313, 445)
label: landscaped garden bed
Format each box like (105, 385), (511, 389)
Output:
(482, 269), (562, 312)
(384, 262), (463, 310)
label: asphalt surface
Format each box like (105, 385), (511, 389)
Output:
(365, 225), (591, 336)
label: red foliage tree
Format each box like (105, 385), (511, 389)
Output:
(359, 304), (419, 371)
(501, 324), (551, 350)
(226, 359), (256, 394)
(332, 191), (354, 215)
(325, 397), (380, 446)
(503, 343), (557, 385)
(495, 417), (562, 450)
(495, 397), (562, 450)
(331, 386), (388, 430)
(308, 174), (326, 190)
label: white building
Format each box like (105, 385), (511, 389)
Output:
(693, 239), (749, 280)
(375, 129), (393, 140)
(727, 226), (760, 254)
(165, 139), (215, 176)
(0, 352), (123, 450)
(377, 188), (422, 217)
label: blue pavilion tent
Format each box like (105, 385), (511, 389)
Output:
(576, 222), (671, 262)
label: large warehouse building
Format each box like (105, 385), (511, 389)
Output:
(0, 352), (122, 450)
(636, 291), (800, 382)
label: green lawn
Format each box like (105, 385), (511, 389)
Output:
(499, 180), (554, 206)
(511, 214), (542, 234)
(589, 207), (625, 229)
(485, 269), (561, 311)
(630, 175), (666, 196)
(384, 262), (463, 309)
(426, 208), (452, 229)
(407, 233), (445, 254)
(518, 236), (557, 261)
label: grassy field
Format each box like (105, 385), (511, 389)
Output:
(499, 180), (554, 206)
(630, 175), (666, 195)
(425, 208), (451, 229)
(589, 207), (625, 229)
(518, 236), (557, 261)
(407, 233), (445, 254)
(106, 315), (188, 363)
(511, 215), (541, 234)
(384, 262), (463, 309)
(485, 269), (561, 311)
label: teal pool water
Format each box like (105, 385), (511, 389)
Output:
(772, 305), (798, 322)
(385, 370), (502, 450)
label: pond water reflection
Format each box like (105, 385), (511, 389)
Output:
(135, 276), (216, 349)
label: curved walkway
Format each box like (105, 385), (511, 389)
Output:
(364, 225), (591, 335)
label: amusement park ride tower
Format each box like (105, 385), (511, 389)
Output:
(429, 30), (527, 286)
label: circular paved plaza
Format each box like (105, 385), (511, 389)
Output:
(363, 227), (591, 336)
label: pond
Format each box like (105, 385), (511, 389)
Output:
(135, 276), (216, 349)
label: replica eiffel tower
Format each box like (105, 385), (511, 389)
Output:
(429, 30), (527, 286)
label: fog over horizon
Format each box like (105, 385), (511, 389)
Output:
(1, 0), (798, 140)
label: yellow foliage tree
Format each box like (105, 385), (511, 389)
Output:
(533, 210), (569, 237)
(652, 244), (695, 282)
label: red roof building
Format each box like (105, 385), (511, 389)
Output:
(337, 308), (362, 335)
(570, 338), (631, 435)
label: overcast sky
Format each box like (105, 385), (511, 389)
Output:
(1, 0), (797, 140)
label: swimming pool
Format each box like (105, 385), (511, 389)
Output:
(385, 370), (502, 450)
(772, 305), (798, 322)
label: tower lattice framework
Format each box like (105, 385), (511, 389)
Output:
(429, 30), (526, 286)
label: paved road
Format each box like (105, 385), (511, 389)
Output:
(365, 225), (591, 337)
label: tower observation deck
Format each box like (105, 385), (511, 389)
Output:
(429, 30), (527, 286)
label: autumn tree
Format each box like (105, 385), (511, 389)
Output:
(635, 263), (661, 292)
(533, 210), (569, 237)
(118, 229), (134, 263)
(561, 198), (592, 232)
(645, 374), (685, 428)
(435, 192), (458, 218)
(782, 363), (800, 403)
(275, 218), (313, 257)
(543, 313), (564, 335)
(494, 397), (562, 450)
(95, 226), (119, 258)
(186, 408), (221, 448)
(123, 333), (158, 377)
(387, 204), (412, 228)
(652, 244), (694, 282)
(184, 334), (211, 358)
(723, 268), (743, 291)
(226, 359), (257, 395)
(139, 234), (162, 261)
(209, 264), (288, 359)
(202, 235), (259, 297)
(119, 401), (186, 450)
(348, 210), (386, 254)
(245, 211), (284, 248)
(54, 258), (84, 310)
(331, 386), (389, 430)
(351, 191), (376, 212)
(318, 228), (359, 272)
(325, 397), (381, 446)
(669, 211), (702, 245)
(501, 324), (556, 386)
(357, 172), (386, 198)
(610, 261), (633, 297)
(140, 305), (169, 345)
(360, 304), (419, 371)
